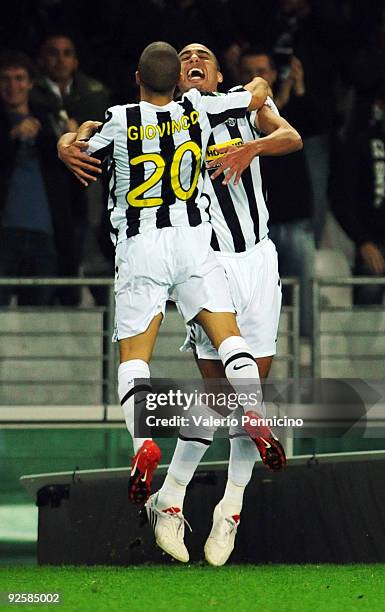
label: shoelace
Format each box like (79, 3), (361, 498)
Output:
(224, 517), (239, 537)
(154, 505), (193, 534)
(173, 512), (192, 535)
(165, 511), (192, 539)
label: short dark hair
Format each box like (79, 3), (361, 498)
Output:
(39, 32), (77, 53)
(138, 42), (181, 94)
(0, 51), (36, 80)
(239, 47), (276, 70)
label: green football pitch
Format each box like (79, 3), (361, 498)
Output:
(0, 565), (384, 612)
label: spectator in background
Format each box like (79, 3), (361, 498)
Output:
(0, 51), (84, 305)
(240, 48), (314, 336)
(331, 82), (385, 305)
(31, 33), (110, 129)
(31, 33), (112, 304)
(348, 4), (385, 135)
(269, 0), (346, 246)
(221, 39), (250, 89)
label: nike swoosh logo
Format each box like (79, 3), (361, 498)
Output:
(131, 457), (139, 477)
(233, 364), (252, 371)
(141, 470), (147, 482)
(260, 438), (271, 449)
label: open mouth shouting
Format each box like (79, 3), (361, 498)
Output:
(187, 67), (205, 83)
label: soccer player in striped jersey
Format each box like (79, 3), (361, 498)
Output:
(151, 43), (302, 566)
(59, 44), (301, 565)
(58, 42), (271, 516)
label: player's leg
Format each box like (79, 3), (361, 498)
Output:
(204, 240), (284, 564)
(147, 246), (238, 551)
(155, 401), (218, 510)
(118, 312), (162, 450)
(196, 353), (281, 461)
(147, 318), (267, 560)
(197, 355), (273, 379)
(173, 241), (284, 496)
(195, 240), (285, 470)
(118, 314), (163, 504)
(146, 402), (218, 563)
(154, 356), (273, 509)
(146, 229), (274, 559)
(146, 224), (233, 559)
(205, 405), (259, 566)
(153, 242), (273, 516)
(114, 233), (170, 503)
(196, 357), (273, 565)
(196, 308), (268, 417)
(171, 241), (283, 562)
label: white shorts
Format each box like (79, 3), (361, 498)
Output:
(113, 223), (235, 340)
(182, 237), (282, 359)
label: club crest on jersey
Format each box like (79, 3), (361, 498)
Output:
(225, 118), (237, 127)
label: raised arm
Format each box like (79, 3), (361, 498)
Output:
(243, 77), (269, 111)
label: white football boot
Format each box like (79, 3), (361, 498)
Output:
(145, 493), (191, 563)
(204, 501), (240, 566)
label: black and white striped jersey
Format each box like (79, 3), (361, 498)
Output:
(203, 96), (279, 254)
(86, 87), (252, 245)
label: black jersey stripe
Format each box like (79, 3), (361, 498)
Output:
(226, 120), (260, 244)
(89, 110), (114, 161)
(125, 106), (143, 239)
(180, 97), (203, 227)
(90, 141), (113, 161)
(207, 133), (246, 252)
(107, 158), (119, 245)
(247, 111), (259, 136)
(198, 91), (217, 97)
(108, 158), (117, 207)
(207, 106), (247, 130)
(210, 228), (220, 250)
(155, 110), (174, 228)
(98, 110), (113, 132)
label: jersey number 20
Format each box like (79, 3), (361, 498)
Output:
(126, 141), (201, 207)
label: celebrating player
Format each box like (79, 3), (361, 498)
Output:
(59, 41), (302, 565)
(149, 43), (302, 566)
(58, 41), (270, 515)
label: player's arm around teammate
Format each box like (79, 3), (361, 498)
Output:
(57, 122), (102, 186)
(56, 73), (269, 184)
(208, 106), (303, 185)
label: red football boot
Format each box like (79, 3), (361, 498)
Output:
(129, 440), (161, 504)
(243, 411), (286, 471)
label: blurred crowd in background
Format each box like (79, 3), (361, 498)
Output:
(0, 0), (385, 335)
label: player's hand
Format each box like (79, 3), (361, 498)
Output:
(207, 141), (258, 186)
(77, 120), (102, 141)
(58, 138), (102, 187)
(360, 241), (385, 275)
(10, 117), (41, 141)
